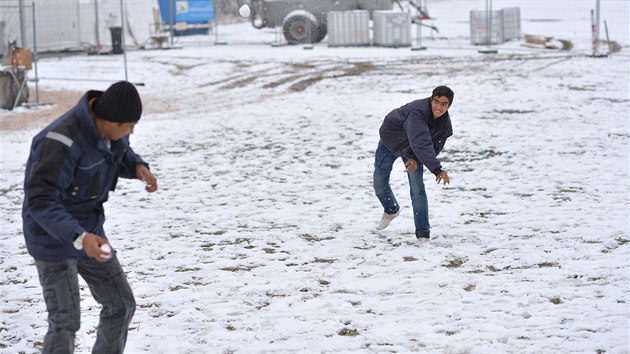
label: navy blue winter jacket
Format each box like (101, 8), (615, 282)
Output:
(22, 91), (147, 261)
(379, 97), (453, 176)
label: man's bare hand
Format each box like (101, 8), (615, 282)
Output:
(136, 164), (158, 192)
(436, 171), (450, 185)
(83, 233), (112, 263)
(404, 159), (418, 173)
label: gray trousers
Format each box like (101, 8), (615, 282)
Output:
(35, 253), (135, 354)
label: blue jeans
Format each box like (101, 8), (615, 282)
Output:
(35, 253), (135, 354)
(373, 140), (430, 238)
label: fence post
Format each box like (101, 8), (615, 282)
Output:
(119, 0), (128, 80)
(31, 0), (39, 104)
(478, 0), (497, 54)
(18, 0), (27, 47)
(94, 0), (102, 53)
(0, 21), (5, 56)
(594, 0), (600, 56)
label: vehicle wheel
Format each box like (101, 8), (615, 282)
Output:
(282, 10), (318, 44)
(315, 19), (327, 42)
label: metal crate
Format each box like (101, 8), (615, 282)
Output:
(372, 10), (411, 47)
(470, 9), (504, 45)
(327, 10), (370, 47)
(502, 7), (521, 41)
(470, 7), (521, 45)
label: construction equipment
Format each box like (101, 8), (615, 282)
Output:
(248, 0), (393, 44)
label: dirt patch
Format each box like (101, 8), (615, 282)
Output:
(288, 62), (376, 92)
(0, 88), (171, 132)
(0, 88), (81, 132)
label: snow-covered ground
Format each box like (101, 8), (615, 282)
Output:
(1, 1), (629, 353)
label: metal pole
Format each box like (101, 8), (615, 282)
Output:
(595, 0), (601, 56)
(478, 0), (496, 54)
(590, 9), (596, 56)
(169, 0), (174, 47)
(488, 0), (493, 47)
(214, 0), (226, 45)
(214, 0), (218, 43)
(604, 20), (611, 57)
(412, 15), (426, 51)
(76, 0), (82, 45)
(18, 0), (27, 47)
(120, 0), (128, 81)
(95, 0), (101, 53)
(31, 1), (39, 103)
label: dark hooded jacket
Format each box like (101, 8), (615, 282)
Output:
(22, 91), (147, 261)
(379, 97), (453, 175)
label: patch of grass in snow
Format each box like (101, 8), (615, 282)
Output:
(549, 297), (562, 304)
(463, 210), (508, 224)
(616, 238), (629, 246)
(494, 109), (536, 114)
(219, 238), (252, 246)
(200, 242), (215, 251)
(443, 256), (467, 269)
(552, 186), (583, 203)
(581, 239), (602, 244)
(481, 248), (499, 255)
(486, 262), (559, 273)
(441, 148), (505, 163)
(403, 256), (417, 262)
(175, 267), (201, 272)
(338, 328), (359, 336)
(220, 265), (259, 272)
(313, 258), (336, 264)
(301, 233), (335, 242)
(515, 192), (534, 198)
(196, 229), (226, 236)
(463, 284), (476, 292)
(265, 291), (287, 298)
(319, 279), (330, 286)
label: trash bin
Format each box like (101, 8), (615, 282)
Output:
(109, 26), (123, 54)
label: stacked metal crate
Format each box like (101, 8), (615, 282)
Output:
(372, 11), (411, 47)
(327, 10), (371, 47)
(470, 7), (521, 45)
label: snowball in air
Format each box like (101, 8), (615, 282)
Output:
(239, 4), (251, 17)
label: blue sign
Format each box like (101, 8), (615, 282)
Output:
(158, 0), (215, 25)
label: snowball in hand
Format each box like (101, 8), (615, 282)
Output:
(100, 244), (112, 259)
(239, 4), (251, 17)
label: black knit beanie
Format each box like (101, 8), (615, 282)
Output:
(93, 81), (142, 122)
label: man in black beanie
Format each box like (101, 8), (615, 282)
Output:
(22, 80), (157, 353)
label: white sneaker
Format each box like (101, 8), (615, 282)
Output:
(415, 237), (430, 246)
(375, 211), (400, 230)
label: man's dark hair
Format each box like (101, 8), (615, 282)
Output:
(431, 86), (454, 106)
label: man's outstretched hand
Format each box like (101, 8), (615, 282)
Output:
(136, 164), (158, 192)
(436, 171), (450, 185)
